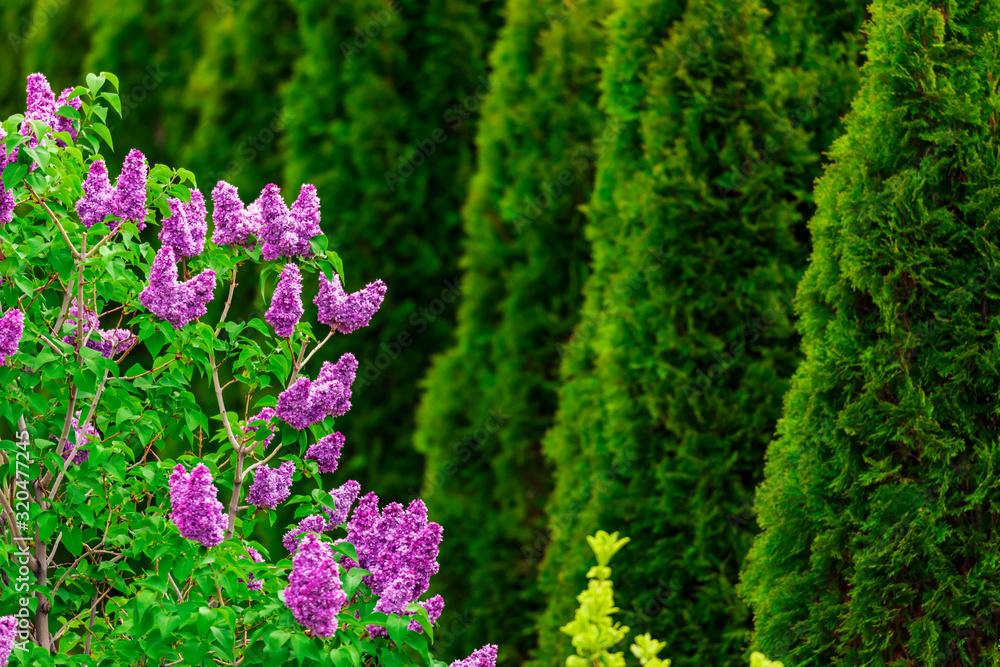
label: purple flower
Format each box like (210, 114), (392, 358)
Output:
(284, 533), (347, 637)
(258, 184), (323, 260)
(168, 463), (227, 548)
(211, 180), (261, 249)
(98, 328), (136, 357)
(248, 460), (295, 509)
(408, 594), (444, 632)
(0, 126), (18, 169)
(20, 73), (55, 149)
(245, 407), (276, 449)
(62, 301), (135, 359)
(345, 493), (443, 622)
(53, 87), (81, 142)
(323, 479), (361, 528)
(240, 546), (265, 591)
(265, 263), (304, 338)
(159, 188), (208, 258)
(306, 432), (344, 474)
(0, 182), (13, 227)
(283, 514), (328, 554)
(64, 410), (99, 465)
(76, 160), (114, 229)
(275, 353), (358, 430)
(0, 309), (24, 366)
(0, 614), (15, 666)
(111, 149), (148, 230)
(138, 246), (217, 329)
(314, 273), (387, 334)
(451, 645), (499, 667)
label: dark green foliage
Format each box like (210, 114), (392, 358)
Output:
(281, 0), (501, 503)
(411, 0), (616, 663)
(741, 1), (1000, 663)
(531, 1), (865, 665)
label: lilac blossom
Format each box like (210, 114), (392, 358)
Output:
(62, 299), (135, 359)
(345, 492), (443, 632)
(168, 463), (227, 548)
(314, 273), (387, 334)
(0, 615), (14, 667)
(408, 594), (444, 633)
(284, 533), (347, 637)
(248, 460), (295, 509)
(323, 479), (361, 528)
(138, 246), (217, 329)
(76, 160), (114, 229)
(245, 407), (276, 449)
(211, 181), (261, 248)
(306, 432), (344, 474)
(53, 87), (82, 142)
(240, 546), (265, 591)
(0, 309), (24, 366)
(451, 645), (499, 667)
(0, 181), (12, 227)
(64, 410), (99, 465)
(275, 353), (357, 430)
(0, 126), (18, 169)
(258, 184), (323, 260)
(111, 149), (148, 230)
(265, 263), (303, 338)
(159, 188), (208, 258)
(283, 514), (328, 554)
(20, 73), (56, 149)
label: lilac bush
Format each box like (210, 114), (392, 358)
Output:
(0, 71), (497, 667)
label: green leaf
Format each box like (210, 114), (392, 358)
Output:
(2, 161), (27, 190)
(86, 73), (106, 97)
(91, 123), (113, 152)
(56, 105), (81, 120)
(101, 92), (122, 117)
(100, 71), (120, 92)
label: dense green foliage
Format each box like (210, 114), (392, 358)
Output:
(411, 0), (615, 662)
(531, 1), (866, 665)
(281, 0), (501, 504)
(741, 0), (1000, 663)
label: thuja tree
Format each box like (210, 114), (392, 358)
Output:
(411, 0), (620, 662)
(532, 0), (865, 665)
(0, 72), (497, 667)
(741, 0), (1000, 664)
(281, 0), (501, 502)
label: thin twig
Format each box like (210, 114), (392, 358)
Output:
(26, 182), (80, 259)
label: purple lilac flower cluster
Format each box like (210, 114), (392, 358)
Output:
(64, 410), (100, 465)
(258, 184), (322, 260)
(323, 479), (361, 528)
(305, 432), (345, 474)
(138, 246), (216, 329)
(345, 493), (443, 635)
(240, 546), (265, 591)
(275, 353), (357, 430)
(315, 273), (387, 334)
(409, 594), (445, 633)
(451, 645), (499, 667)
(265, 263), (304, 338)
(211, 181), (261, 248)
(159, 188), (208, 258)
(248, 460), (295, 509)
(168, 463), (227, 548)
(245, 407), (276, 449)
(0, 614), (15, 667)
(283, 514), (328, 554)
(0, 309), (24, 366)
(74, 149), (149, 230)
(284, 533), (348, 638)
(62, 299), (136, 358)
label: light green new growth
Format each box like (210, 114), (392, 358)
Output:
(563, 532), (783, 667)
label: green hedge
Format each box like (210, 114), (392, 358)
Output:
(741, 0), (1000, 663)
(531, 1), (866, 665)
(411, 0), (616, 663)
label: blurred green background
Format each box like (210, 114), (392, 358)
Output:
(0, 1), (868, 665)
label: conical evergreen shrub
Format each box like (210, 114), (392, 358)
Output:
(741, 1), (1000, 663)
(531, 0), (866, 665)
(411, 0), (620, 663)
(281, 0), (501, 502)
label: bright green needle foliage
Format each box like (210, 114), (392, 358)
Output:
(741, 0), (1000, 664)
(281, 0), (501, 504)
(411, 0), (620, 662)
(533, 0), (866, 665)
